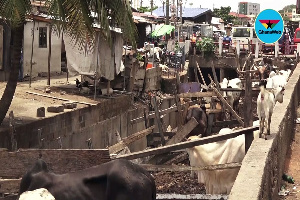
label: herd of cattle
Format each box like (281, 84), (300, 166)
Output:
(17, 60), (292, 199)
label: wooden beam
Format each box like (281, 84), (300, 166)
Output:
(26, 91), (97, 106)
(116, 126), (259, 160)
(152, 96), (166, 145)
(211, 60), (220, 89)
(131, 105), (178, 124)
(0, 149), (110, 179)
(196, 61), (207, 86)
(141, 162), (241, 172)
(214, 120), (240, 127)
(211, 86), (244, 127)
(108, 126), (155, 154)
(175, 72), (184, 128)
(177, 92), (214, 98)
(166, 117), (198, 145)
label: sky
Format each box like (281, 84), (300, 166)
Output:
(141, 0), (296, 12)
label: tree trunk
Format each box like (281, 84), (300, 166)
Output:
(0, 25), (23, 125)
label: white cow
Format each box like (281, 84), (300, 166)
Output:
(187, 135), (245, 194)
(220, 78), (243, 118)
(187, 124), (260, 194)
(19, 188), (55, 200)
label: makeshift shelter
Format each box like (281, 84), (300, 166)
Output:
(151, 24), (175, 37)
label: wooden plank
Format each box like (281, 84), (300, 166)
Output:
(152, 96), (166, 145)
(244, 57), (254, 152)
(128, 61), (138, 92)
(156, 194), (228, 200)
(116, 126), (259, 160)
(0, 179), (21, 194)
(211, 86), (244, 127)
(26, 91), (97, 106)
(0, 149), (110, 179)
(211, 60), (220, 89)
(214, 120), (240, 127)
(175, 72), (184, 128)
(141, 162), (241, 172)
(166, 117), (198, 145)
(206, 97), (215, 136)
(196, 61), (207, 86)
(131, 105), (178, 124)
(178, 92), (214, 98)
(108, 125), (155, 154)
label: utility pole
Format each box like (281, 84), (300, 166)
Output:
(180, 0), (182, 25)
(140, 0), (143, 8)
(151, 0), (153, 15)
(166, 0), (170, 25)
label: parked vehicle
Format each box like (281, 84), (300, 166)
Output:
(231, 27), (261, 52)
(294, 27), (300, 43)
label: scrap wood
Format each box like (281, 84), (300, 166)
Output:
(141, 162), (242, 172)
(211, 86), (244, 127)
(108, 125), (155, 154)
(166, 117), (198, 145)
(116, 126), (258, 160)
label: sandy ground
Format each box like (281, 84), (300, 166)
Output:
(281, 107), (300, 199)
(0, 73), (105, 131)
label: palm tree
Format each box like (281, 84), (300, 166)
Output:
(0, 0), (137, 125)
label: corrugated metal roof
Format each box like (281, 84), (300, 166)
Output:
(152, 7), (211, 18)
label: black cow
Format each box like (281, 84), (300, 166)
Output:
(185, 104), (208, 138)
(19, 159), (156, 200)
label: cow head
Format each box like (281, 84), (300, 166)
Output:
(19, 159), (49, 195)
(258, 79), (268, 88)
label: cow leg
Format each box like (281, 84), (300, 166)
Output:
(267, 114), (271, 136)
(259, 119), (264, 138)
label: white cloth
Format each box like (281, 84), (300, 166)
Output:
(64, 32), (124, 80)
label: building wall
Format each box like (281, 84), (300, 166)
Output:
(292, 8), (300, 21)
(239, 2), (260, 16)
(23, 21), (61, 78)
(239, 2), (248, 15)
(247, 3), (260, 16)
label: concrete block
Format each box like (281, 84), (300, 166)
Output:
(37, 107), (45, 117)
(47, 105), (64, 113)
(62, 102), (77, 109)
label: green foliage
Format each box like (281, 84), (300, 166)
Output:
(283, 16), (290, 22)
(46, 0), (138, 49)
(0, 0), (31, 28)
(136, 53), (143, 61)
(279, 4), (296, 13)
(196, 37), (215, 54)
(137, 6), (158, 13)
(213, 6), (236, 25)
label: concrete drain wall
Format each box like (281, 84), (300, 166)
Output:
(229, 64), (300, 199)
(0, 94), (178, 152)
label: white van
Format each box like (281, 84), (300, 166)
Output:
(231, 27), (261, 51)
